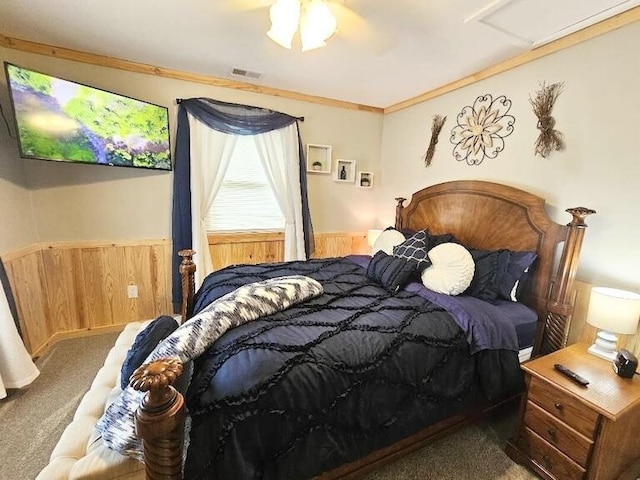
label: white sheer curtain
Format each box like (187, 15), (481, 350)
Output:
(188, 114), (237, 288)
(253, 124), (306, 260)
(0, 281), (39, 399)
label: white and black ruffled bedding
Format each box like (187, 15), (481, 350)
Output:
(184, 256), (524, 480)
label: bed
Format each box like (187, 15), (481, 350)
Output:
(46, 180), (595, 480)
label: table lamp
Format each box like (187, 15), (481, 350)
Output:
(585, 287), (640, 361)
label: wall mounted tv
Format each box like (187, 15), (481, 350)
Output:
(4, 63), (171, 171)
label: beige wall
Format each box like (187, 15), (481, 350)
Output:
(0, 86), (38, 254)
(3, 20), (640, 295)
(378, 21), (640, 292)
(0, 46), (384, 246)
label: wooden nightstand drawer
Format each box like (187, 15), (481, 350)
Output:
(519, 427), (586, 480)
(529, 377), (599, 438)
(524, 400), (593, 467)
(507, 345), (640, 480)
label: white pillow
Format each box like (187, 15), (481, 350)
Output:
(421, 243), (475, 295)
(372, 229), (406, 255)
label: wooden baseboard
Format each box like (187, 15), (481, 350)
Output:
(31, 323), (129, 359)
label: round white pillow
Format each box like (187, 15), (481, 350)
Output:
(372, 229), (406, 255)
(421, 243), (475, 295)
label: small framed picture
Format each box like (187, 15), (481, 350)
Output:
(357, 171), (374, 188)
(334, 159), (356, 183)
(306, 144), (332, 174)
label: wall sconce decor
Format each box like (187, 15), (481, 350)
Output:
(450, 94), (515, 166)
(423, 115), (447, 167)
(530, 82), (565, 158)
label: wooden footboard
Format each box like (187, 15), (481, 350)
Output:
(133, 180), (595, 480)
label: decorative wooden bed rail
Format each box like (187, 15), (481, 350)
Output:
(131, 181), (595, 480)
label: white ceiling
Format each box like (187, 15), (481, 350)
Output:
(1, 0), (638, 108)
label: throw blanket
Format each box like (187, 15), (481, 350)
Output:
(96, 275), (323, 459)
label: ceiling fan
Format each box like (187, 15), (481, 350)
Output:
(222, 0), (393, 53)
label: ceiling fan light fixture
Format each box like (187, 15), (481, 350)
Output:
(300, 36), (326, 52)
(267, 0), (301, 49)
(300, 0), (337, 51)
(267, 0), (337, 51)
(267, 24), (296, 49)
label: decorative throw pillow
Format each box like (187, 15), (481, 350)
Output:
(464, 249), (511, 302)
(424, 232), (458, 251)
(120, 315), (179, 390)
(366, 251), (417, 292)
(498, 251), (538, 301)
(372, 228), (407, 255)
(392, 230), (432, 271)
(421, 243), (475, 295)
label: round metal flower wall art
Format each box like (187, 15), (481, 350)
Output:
(450, 94), (515, 165)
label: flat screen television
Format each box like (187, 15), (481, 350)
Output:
(4, 62), (171, 171)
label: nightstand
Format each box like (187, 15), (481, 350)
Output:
(505, 343), (640, 480)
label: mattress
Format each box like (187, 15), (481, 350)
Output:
(493, 300), (538, 350)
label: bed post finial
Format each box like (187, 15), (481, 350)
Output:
(132, 359), (185, 480)
(395, 197), (406, 230)
(178, 249), (196, 324)
(539, 206), (596, 354)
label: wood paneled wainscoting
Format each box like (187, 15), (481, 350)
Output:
(7, 236), (639, 361)
(2, 240), (173, 357)
(208, 231), (369, 270)
(3, 232), (369, 357)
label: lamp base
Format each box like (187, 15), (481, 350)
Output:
(587, 329), (619, 362)
(587, 344), (618, 361)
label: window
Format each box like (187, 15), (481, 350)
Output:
(205, 135), (285, 232)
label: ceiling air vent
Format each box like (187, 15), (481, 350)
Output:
(230, 67), (263, 80)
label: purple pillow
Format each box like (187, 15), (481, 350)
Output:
(464, 249), (511, 302)
(498, 251), (538, 302)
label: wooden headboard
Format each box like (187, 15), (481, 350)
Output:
(394, 180), (595, 355)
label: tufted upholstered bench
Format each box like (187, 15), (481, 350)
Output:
(36, 322), (150, 480)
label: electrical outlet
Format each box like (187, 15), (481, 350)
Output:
(127, 284), (138, 299)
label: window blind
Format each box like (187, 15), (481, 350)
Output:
(205, 136), (285, 232)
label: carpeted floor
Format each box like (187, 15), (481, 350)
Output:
(0, 332), (119, 480)
(0, 332), (537, 480)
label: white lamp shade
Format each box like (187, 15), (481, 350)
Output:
(586, 287), (640, 334)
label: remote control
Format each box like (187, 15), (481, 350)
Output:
(554, 364), (589, 386)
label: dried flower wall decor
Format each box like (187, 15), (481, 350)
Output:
(530, 82), (565, 158)
(423, 115), (447, 166)
(450, 94), (515, 165)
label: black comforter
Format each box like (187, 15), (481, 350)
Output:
(184, 257), (522, 479)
